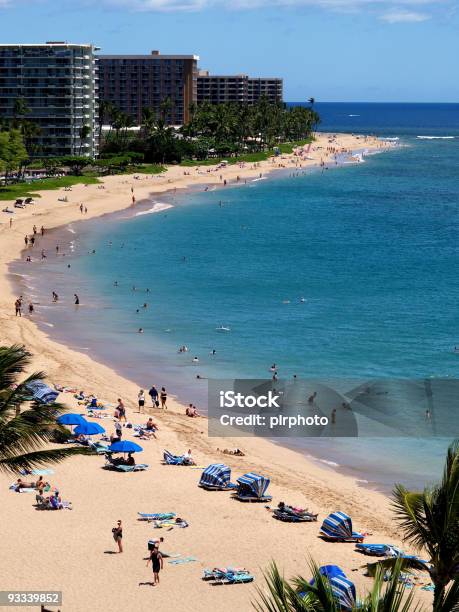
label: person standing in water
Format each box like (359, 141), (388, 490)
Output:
(14, 298), (22, 317)
(74, 294), (80, 305)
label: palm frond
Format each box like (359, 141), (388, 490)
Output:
(0, 446), (90, 474)
(252, 561), (314, 612)
(433, 578), (459, 612)
(391, 485), (432, 552)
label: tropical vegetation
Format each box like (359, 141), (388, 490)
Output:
(0, 345), (88, 474)
(254, 559), (421, 612)
(0, 96), (319, 196)
(253, 440), (459, 611)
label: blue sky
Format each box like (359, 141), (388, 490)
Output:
(0, 0), (458, 101)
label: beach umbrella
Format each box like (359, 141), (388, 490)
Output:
(74, 422), (105, 436)
(108, 440), (143, 454)
(57, 413), (86, 426)
(26, 381), (59, 404)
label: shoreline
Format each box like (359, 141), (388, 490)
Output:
(1, 133), (425, 612)
(9, 171), (404, 496)
(7, 136), (401, 493)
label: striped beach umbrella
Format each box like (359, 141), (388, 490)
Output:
(26, 381), (59, 404)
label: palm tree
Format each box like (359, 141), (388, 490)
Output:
(392, 439), (459, 609)
(0, 345), (89, 474)
(253, 558), (421, 611)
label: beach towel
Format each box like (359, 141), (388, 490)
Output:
(138, 512), (176, 521)
(168, 557), (197, 565)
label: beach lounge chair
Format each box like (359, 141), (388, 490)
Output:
(302, 565), (356, 611)
(88, 440), (110, 454)
(232, 472), (272, 502)
(203, 567), (250, 581)
(138, 512), (176, 522)
(108, 463), (149, 472)
(198, 464), (236, 491)
(356, 543), (400, 557)
(204, 568), (254, 585)
(319, 512), (365, 542)
(273, 503), (318, 522)
(163, 450), (189, 465)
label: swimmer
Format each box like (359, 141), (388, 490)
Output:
(192, 356), (199, 363)
(138, 328), (144, 334)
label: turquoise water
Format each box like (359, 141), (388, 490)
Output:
(22, 103), (459, 491)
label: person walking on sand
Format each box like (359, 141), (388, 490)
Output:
(33, 225), (37, 235)
(24, 235), (28, 246)
(112, 520), (123, 553)
(116, 398), (126, 422)
(148, 385), (159, 407)
(41, 226), (45, 236)
(146, 546), (163, 586)
(160, 387), (167, 409)
(138, 389), (145, 413)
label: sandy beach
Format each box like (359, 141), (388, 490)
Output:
(1, 133), (430, 612)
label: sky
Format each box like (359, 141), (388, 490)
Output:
(0, 0), (458, 102)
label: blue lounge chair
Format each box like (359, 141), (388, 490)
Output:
(301, 565), (356, 611)
(88, 440), (110, 455)
(203, 568), (254, 584)
(105, 463), (149, 472)
(356, 543), (400, 557)
(199, 464), (236, 491)
(319, 512), (365, 542)
(163, 450), (193, 465)
(232, 472), (272, 502)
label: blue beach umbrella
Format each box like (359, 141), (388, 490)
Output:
(74, 422), (105, 436)
(57, 413), (86, 426)
(108, 440), (143, 454)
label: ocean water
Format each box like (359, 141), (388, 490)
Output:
(16, 103), (459, 491)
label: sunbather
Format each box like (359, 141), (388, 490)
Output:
(14, 478), (35, 490)
(145, 418), (158, 432)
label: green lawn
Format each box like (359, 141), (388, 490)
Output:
(0, 175), (100, 201)
(180, 139), (313, 167)
(129, 164), (166, 174)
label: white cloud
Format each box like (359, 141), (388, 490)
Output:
(106, 0), (438, 8)
(379, 7), (430, 19)
(0, 0), (440, 23)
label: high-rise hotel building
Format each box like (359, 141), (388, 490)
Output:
(197, 71), (283, 105)
(98, 50), (199, 126)
(0, 42), (99, 157)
